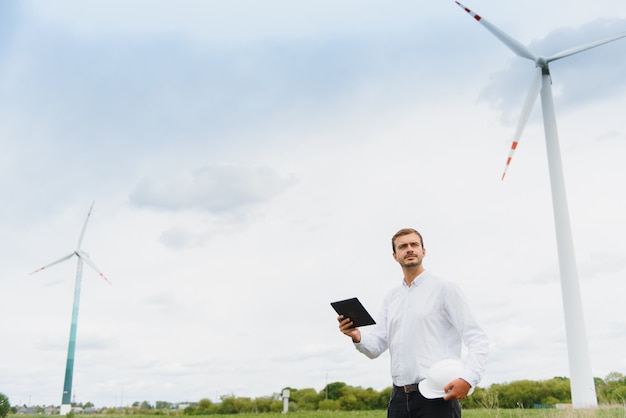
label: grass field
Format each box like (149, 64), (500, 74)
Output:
(12, 408), (626, 418)
(224, 408), (625, 418)
(270, 409), (626, 417)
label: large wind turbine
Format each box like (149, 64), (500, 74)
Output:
(454, 1), (626, 409)
(31, 201), (111, 415)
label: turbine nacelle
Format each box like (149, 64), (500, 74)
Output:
(535, 56), (549, 69)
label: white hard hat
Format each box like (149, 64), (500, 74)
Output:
(418, 359), (474, 399)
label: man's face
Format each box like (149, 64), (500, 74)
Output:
(392, 233), (425, 268)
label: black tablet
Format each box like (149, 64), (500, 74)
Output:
(331, 297), (376, 327)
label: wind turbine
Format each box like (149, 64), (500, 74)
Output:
(454, 1), (626, 409)
(31, 201), (111, 415)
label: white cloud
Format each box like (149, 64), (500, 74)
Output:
(130, 163), (297, 215)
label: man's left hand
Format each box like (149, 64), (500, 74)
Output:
(443, 378), (471, 401)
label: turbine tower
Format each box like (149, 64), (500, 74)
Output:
(31, 201), (110, 415)
(454, 1), (626, 408)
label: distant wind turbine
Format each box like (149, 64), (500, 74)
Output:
(31, 201), (111, 415)
(454, 1), (626, 409)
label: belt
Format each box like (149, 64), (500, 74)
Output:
(394, 383), (419, 393)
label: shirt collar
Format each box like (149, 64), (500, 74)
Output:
(402, 269), (428, 288)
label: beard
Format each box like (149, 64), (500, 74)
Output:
(401, 258), (422, 268)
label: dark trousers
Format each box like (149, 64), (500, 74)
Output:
(388, 386), (461, 418)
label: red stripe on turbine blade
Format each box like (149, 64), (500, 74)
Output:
(511, 141), (518, 150)
(99, 273), (112, 285)
(455, 2), (481, 20)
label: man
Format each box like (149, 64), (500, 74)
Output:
(338, 228), (489, 418)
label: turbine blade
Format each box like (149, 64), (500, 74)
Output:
(502, 66), (543, 180)
(77, 251), (112, 285)
(30, 253), (76, 274)
(547, 31), (626, 63)
(77, 201), (95, 250)
(455, 1), (537, 61)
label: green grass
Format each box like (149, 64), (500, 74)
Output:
(465, 406), (626, 417)
(239, 408), (626, 418)
(9, 408), (626, 418)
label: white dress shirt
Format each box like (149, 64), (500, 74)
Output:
(355, 270), (489, 387)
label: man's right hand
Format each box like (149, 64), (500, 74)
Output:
(337, 315), (361, 343)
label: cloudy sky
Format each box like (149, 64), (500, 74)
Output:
(2, 0), (626, 408)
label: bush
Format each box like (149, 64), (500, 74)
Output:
(318, 399), (341, 410)
(0, 393), (10, 418)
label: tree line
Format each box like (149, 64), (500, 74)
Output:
(183, 372), (626, 414)
(3, 373), (625, 416)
